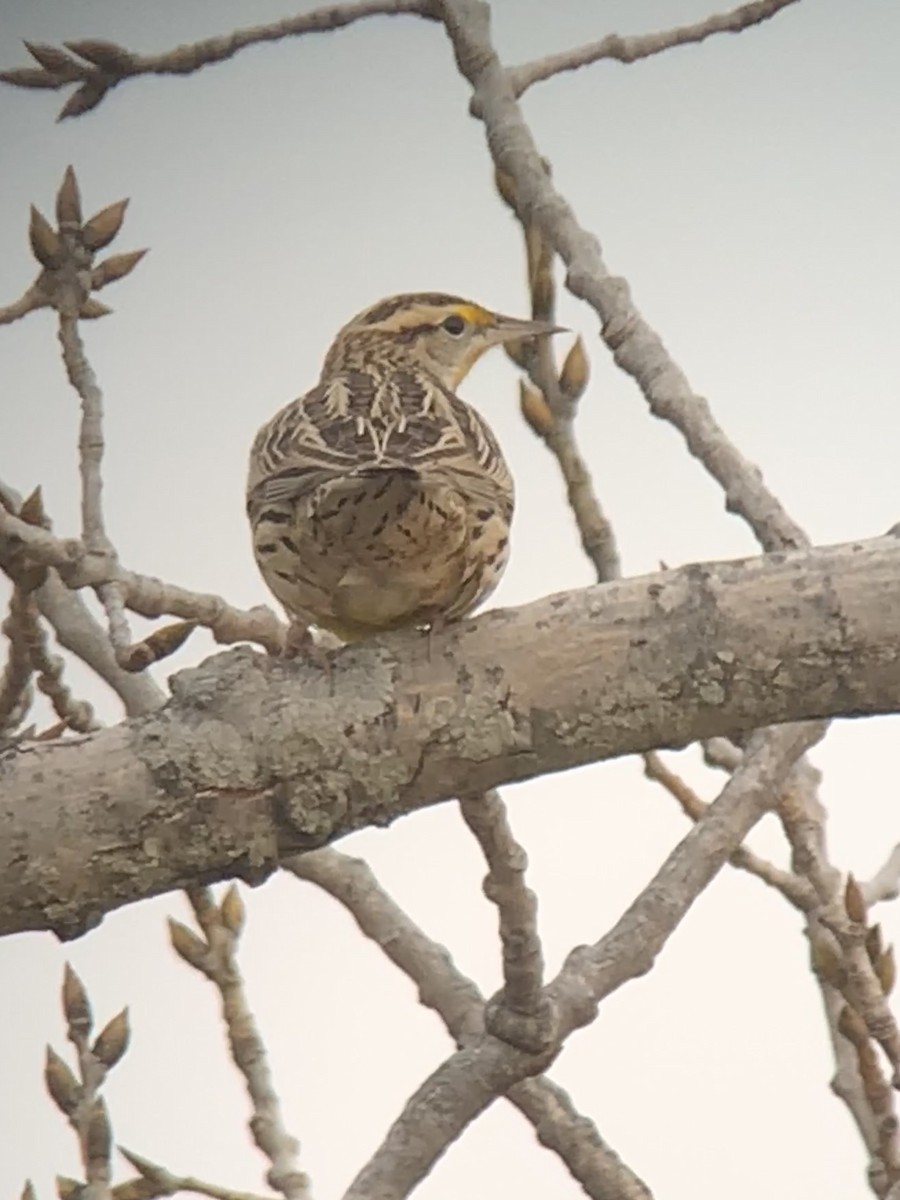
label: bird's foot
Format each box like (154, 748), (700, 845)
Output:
(424, 615), (451, 663)
(283, 620), (335, 693)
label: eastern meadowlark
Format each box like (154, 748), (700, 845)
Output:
(246, 292), (561, 644)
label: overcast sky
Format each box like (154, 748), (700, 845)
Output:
(2, 2), (900, 1198)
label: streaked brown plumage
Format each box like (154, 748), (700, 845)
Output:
(246, 293), (560, 642)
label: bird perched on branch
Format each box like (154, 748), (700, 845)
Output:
(246, 292), (561, 646)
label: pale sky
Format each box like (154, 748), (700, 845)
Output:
(2, 2), (900, 1197)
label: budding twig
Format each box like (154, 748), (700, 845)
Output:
(169, 887), (311, 1200)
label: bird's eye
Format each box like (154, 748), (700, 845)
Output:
(441, 314), (466, 336)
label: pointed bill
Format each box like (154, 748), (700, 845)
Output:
(491, 314), (567, 342)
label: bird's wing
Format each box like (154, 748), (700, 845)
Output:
(247, 368), (512, 519)
(247, 380), (358, 514)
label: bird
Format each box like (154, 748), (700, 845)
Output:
(246, 292), (561, 647)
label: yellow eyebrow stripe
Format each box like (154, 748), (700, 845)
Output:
(452, 303), (494, 327)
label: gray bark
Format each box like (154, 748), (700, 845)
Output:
(2, 534), (898, 940)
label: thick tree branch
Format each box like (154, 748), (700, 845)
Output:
(1, 535), (899, 940)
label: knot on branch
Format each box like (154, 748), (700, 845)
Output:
(485, 991), (559, 1058)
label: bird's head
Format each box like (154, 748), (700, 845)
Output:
(324, 292), (563, 389)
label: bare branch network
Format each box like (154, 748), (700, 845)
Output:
(3, 0), (899, 1199)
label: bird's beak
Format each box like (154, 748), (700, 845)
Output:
(490, 314), (567, 343)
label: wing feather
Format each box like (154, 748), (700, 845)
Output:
(247, 366), (512, 519)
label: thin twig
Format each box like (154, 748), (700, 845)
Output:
(0, 1), (438, 120)
(506, 0), (803, 98)
(119, 1146), (277, 1200)
(0, 492), (99, 731)
(171, 887), (311, 1200)
(57, 318), (105, 548)
(780, 791), (900, 1082)
(36, 572), (166, 712)
(542, 410), (622, 581)
(642, 750), (814, 910)
(1, 476), (165, 713)
(51, 964), (128, 1200)
(8, 169), (158, 669)
(862, 845), (900, 907)
(0, 588), (35, 735)
(16, 167), (151, 665)
(667, 714), (900, 1193)
(58, 312), (134, 657)
(759, 765), (900, 1194)
(529, 313), (621, 583)
(287, 851), (485, 1034)
(0, 506), (286, 654)
(459, 791), (547, 1045)
(0, 284), (47, 325)
(514, 1075), (652, 1200)
(836, 1004), (900, 1197)
(24, 597), (98, 732)
(502, 187), (622, 583)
